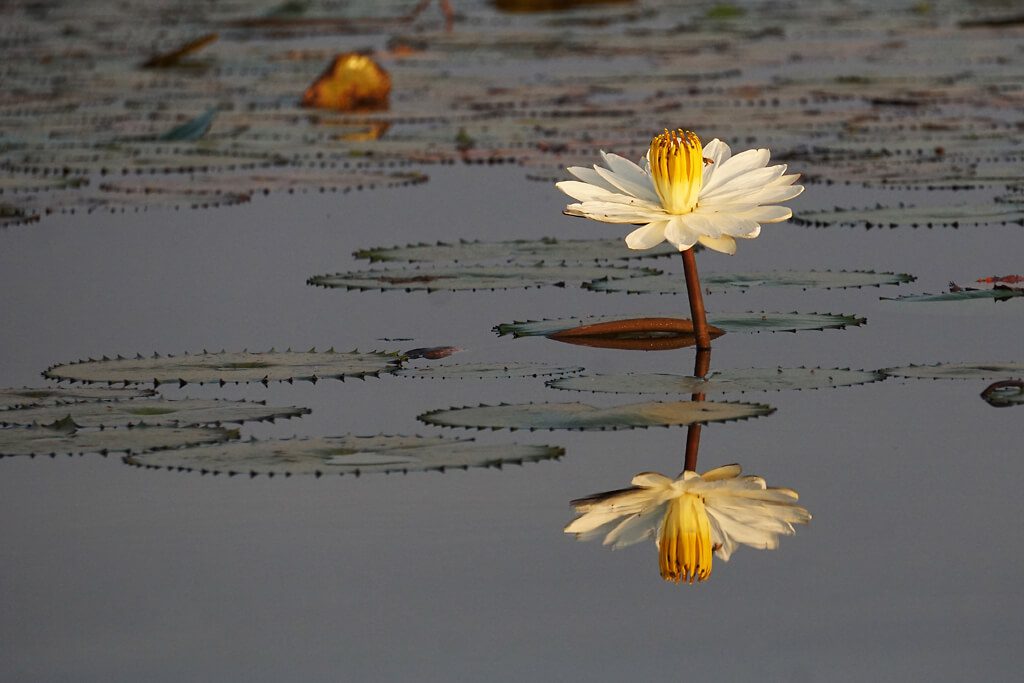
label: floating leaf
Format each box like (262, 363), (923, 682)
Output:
(354, 238), (678, 264)
(395, 362), (583, 380)
(494, 311), (866, 338)
(142, 33), (219, 69)
(0, 423), (234, 458)
(123, 434), (564, 476)
(585, 270), (915, 294)
(883, 362), (1024, 381)
(158, 109), (218, 142)
(43, 349), (400, 386)
(795, 204), (1024, 228)
(547, 367), (884, 395)
(981, 380), (1024, 407)
(0, 386), (156, 410)
(419, 400), (774, 431)
(308, 264), (661, 292)
(0, 398), (309, 429)
(881, 285), (1024, 302)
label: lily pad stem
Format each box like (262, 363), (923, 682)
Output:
(680, 248), (712, 350)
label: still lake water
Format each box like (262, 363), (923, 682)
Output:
(2, 0), (1024, 680)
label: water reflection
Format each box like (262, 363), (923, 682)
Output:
(564, 350), (810, 583)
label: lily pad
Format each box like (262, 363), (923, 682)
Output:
(0, 386), (156, 410)
(0, 398), (309, 429)
(418, 399), (774, 431)
(307, 264), (661, 292)
(394, 362), (584, 380)
(354, 238), (678, 264)
(0, 423), (235, 458)
(42, 349), (400, 386)
(585, 270), (915, 294)
(546, 367), (884, 395)
(795, 203), (1024, 228)
(494, 311), (866, 338)
(981, 380), (1024, 408)
(883, 362), (1024, 381)
(123, 434), (564, 477)
(881, 286), (1024, 302)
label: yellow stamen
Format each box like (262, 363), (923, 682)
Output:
(658, 493), (713, 583)
(648, 129), (703, 214)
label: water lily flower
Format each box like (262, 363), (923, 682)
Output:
(556, 130), (803, 255)
(565, 465), (810, 584)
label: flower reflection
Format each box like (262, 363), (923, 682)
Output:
(565, 465), (810, 583)
(556, 131), (803, 255)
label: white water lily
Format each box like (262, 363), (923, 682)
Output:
(565, 465), (810, 584)
(556, 130), (804, 254)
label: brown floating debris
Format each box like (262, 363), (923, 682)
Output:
(142, 33), (219, 69)
(548, 317), (725, 352)
(301, 53), (391, 112)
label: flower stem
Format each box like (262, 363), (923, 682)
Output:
(680, 248), (711, 350)
(683, 348), (711, 472)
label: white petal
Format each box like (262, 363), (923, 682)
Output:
(740, 205), (793, 223)
(565, 510), (627, 534)
(701, 138), (732, 185)
(600, 152), (659, 202)
(701, 148), (770, 195)
(701, 464), (742, 481)
(603, 505), (667, 549)
(663, 215), (698, 251)
(701, 164), (788, 201)
(680, 212), (722, 238)
(557, 180), (664, 209)
(631, 471), (674, 489)
(567, 165), (618, 193)
(594, 164), (660, 205)
(565, 201), (668, 224)
(697, 235), (737, 254)
(625, 221), (670, 249)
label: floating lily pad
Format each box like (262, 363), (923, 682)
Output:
(981, 380), (1024, 407)
(42, 349), (400, 386)
(546, 367), (884, 395)
(394, 362), (583, 380)
(494, 311), (866, 338)
(0, 399), (309, 429)
(883, 362), (1024, 381)
(0, 386), (156, 410)
(585, 270), (915, 294)
(0, 423), (235, 458)
(795, 204), (1024, 228)
(881, 286), (1024, 302)
(418, 400), (774, 431)
(123, 434), (564, 476)
(307, 264), (661, 292)
(354, 238), (678, 264)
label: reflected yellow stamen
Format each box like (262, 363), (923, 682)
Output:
(649, 129), (703, 214)
(658, 492), (713, 583)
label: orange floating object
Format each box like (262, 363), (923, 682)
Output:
(301, 53), (391, 112)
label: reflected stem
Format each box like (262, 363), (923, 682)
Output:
(683, 348), (711, 472)
(680, 248), (711, 350)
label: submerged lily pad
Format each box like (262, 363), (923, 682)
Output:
(418, 400), (774, 431)
(42, 349), (400, 386)
(585, 270), (915, 294)
(0, 386), (156, 410)
(546, 367), (884, 395)
(394, 362), (583, 380)
(881, 286), (1024, 302)
(354, 238), (678, 264)
(307, 264), (661, 292)
(883, 362), (1024, 381)
(494, 311), (866, 337)
(124, 434), (564, 476)
(0, 423), (235, 458)
(0, 399), (309, 429)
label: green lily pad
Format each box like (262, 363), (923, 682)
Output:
(307, 264), (661, 292)
(883, 362), (1024, 381)
(881, 286), (1024, 302)
(0, 398), (309, 429)
(494, 311), (866, 337)
(0, 423), (235, 458)
(42, 349), (400, 386)
(546, 367), (884, 395)
(353, 238), (678, 264)
(585, 270), (915, 294)
(418, 399), (774, 431)
(394, 362), (584, 380)
(0, 386), (156, 410)
(795, 203), (1024, 228)
(123, 434), (565, 476)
